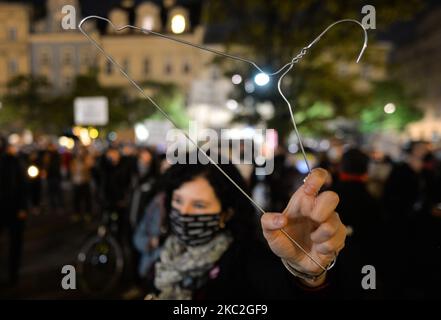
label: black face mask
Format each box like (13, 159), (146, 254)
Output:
(170, 207), (221, 247)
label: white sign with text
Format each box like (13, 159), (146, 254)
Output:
(74, 97), (109, 126)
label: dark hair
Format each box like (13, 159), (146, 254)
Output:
(0, 136), (7, 154)
(341, 148), (369, 175)
(402, 140), (427, 155)
(138, 146), (159, 178)
(161, 152), (259, 244)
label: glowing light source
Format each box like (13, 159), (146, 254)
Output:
(99, 255), (108, 264)
(27, 165), (39, 178)
(8, 133), (20, 145)
(244, 80), (255, 93)
(226, 99), (238, 111)
(142, 16), (154, 31)
(171, 14), (186, 34)
(58, 136), (75, 149)
(108, 132), (117, 141)
(79, 128), (91, 146)
(73, 126), (82, 136)
(135, 124), (150, 141)
(288, 144), (299, 154)
(89, 128), (99, 139)
(384, 103), (396, 114)
(254, 73), (270, 86)
(231, 74), (242, 85)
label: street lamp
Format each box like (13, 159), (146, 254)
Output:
(384, 103), (396, 114)
(226, 99), (238, 111)
(231, 74), (242, 85)
(254, 73), (270, 86)
(27, 165), (39, 179)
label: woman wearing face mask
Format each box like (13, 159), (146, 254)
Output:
(147, 153), (347, 300)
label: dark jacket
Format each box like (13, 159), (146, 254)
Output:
(97, 156), (132, 209)
(333, 181), (383, 261)
(0, 153), (28, 223)
(383, 162), (431, 220)
(149, 238), (369, 300)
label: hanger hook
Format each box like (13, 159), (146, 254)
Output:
(305, 19), (368, 63)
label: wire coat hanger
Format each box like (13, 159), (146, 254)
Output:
(79, 16), (368, 271)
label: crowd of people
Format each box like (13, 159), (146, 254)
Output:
(1, 135), (441, 299)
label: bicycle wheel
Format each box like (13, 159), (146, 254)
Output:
(76, 232), (124, 296)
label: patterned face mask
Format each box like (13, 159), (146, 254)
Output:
(169, 207), (222, 247)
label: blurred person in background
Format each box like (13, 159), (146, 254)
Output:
(266, 146), (302, 212)
(129, 147), (159, 229)
(70, 146), (94, 222)
(133, 192), (167, 286)
(382, 140), (441, 298)
(0, 139), (28, 286)
(158, 153), (172, 174)
(383, 141), (431, 221)
(97, 146), (132, 238)
(331, 148), (384, 297)
(121, 143), (138, 178)
(366, 151), (394, 199)
(41, 143), (63, 214)
(319, 140), (344, 187)
(124, 147), (160, 291)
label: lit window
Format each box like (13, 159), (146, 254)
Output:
(183, 62), (191, 74)
(171, 14), (186, 34)
(361, 65), (371, 79)
(41, 52), (50, 66)
(81, 54), (89, 66)
(64, 76), (72, 89)
(143, 58), (150, 76)
(142, 16), (154, 31)
(338, 63), (348, 76)
(63, 51), (73, 66)
(8, 60), (18, 75)
(8, 28), (17, 41)
(123, 59), (129, 73)
(212, 68), (220, 80)
(106, 60), (113, 75)
(164, 62), (172, 75)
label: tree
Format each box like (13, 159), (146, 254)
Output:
(1, 75), (53, 133)
(203, 0), (423, 140)
(0, 70), (188, 135)
(360, 81), (422, 133)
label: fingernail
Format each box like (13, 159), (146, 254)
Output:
(304, 183), (314, 195)
(274, 215), (284, 227)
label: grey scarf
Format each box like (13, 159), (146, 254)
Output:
(154, 233), (232, 300)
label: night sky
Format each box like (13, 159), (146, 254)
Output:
(2, 0), (439, 45)
(3, 0), (202, 16)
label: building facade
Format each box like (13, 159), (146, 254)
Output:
(0, 0), (210, 95)
(99, 1), (208, 92)
(0, 3), (31, 94)
(30, 0), (97, 93)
